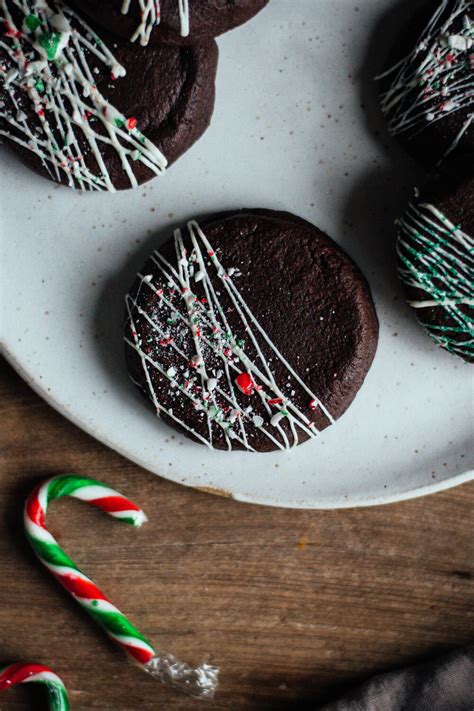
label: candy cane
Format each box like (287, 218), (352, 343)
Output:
(24, 475), (218, 698)
(0, 663), (69, 711)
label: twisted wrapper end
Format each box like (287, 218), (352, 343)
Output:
(144, 653), (219, 699)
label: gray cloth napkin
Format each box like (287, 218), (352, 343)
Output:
(318, 646), (474, 711)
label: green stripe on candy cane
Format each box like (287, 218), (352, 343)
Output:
(24, 474), (219, 698)
(0, 663), (69, 711)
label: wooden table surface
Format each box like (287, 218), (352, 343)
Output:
(0, 357), (473, 710)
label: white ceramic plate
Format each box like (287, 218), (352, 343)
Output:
(1, 0), (473, 508)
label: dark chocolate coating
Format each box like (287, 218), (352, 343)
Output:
(0, 23), (218, 190)
(378, 0), (473, 174)
(124, 210), (379, 452)
(68, 0), (269, 46)
(99, 38), (218, 186)
(397, 175), (474, 363)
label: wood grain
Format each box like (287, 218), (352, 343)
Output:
(0, 357), (473, 710)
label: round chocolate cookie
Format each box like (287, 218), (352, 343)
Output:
(124, 210), (379, 452)
(69, 0), (269, 47)
(0, 1), (218, 191)
(378, 0), (473, 173)
(397, 174), (474, 362)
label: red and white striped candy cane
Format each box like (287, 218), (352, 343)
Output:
(24, 475), (218, 698)
(0, 662), (69, 711)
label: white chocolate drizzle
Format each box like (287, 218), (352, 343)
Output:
(397, 199), (474, 360)
(0, 0), (168, 191)
(120, 0), (190, 46)
(125, 220), (334, 451)
(377, 0), (473, 161)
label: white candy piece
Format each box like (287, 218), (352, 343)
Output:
(441, 99), (457, 112)
(443, 33), (472, 51)
(271, 412), (285, 427)
(50, 13), (71, 33)
(190, 354), (203, 366)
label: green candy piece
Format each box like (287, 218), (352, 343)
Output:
(114, 117), (125, 128)
(38, 32), (62, 61)
(25, 13), (41, 31)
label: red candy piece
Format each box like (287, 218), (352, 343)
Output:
(309, 399), (318, 411)
(127, 117), (137, 130)
(235, 372), (254, 395)
(268, 397), (283, 406)
(4, 21), (22, 38)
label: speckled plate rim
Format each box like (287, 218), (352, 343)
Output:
(3, 344), (473, 509)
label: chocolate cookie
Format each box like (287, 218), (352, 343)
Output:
(378, 0), (473, 173)
(397, 175), (474, 362)
(0, 0), (218, 191)
(124, 210), (379, 452)
(68, 0), (269, 47)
